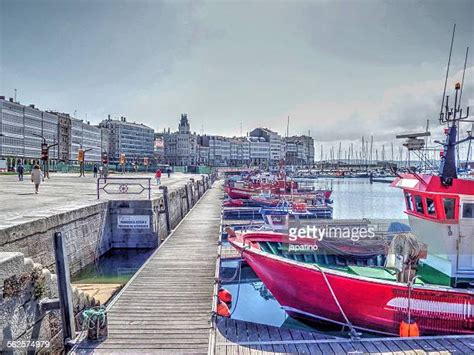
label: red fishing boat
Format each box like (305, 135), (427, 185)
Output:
(228, 80), (474, 335)
(224, 168), (333, 200)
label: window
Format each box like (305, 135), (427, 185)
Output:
(462, 203), (474, 218)
(443, 198), (456, 219)
(405, 193), (413, 211)
(414, 195), (424, 214)
(426, 197), (436, 216)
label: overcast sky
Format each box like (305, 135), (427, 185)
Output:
(1, 0), (473, 156)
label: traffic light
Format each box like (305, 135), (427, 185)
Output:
(102, 152), (108, 165)
(78, 149), (84, 162)
(41, 143), (48, 161)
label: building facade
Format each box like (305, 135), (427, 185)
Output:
(68, 118), (102, 163)
(99, 116), (154, 165)
(249, 128), (284, 164)
(285, 136), (314, 167)
(54, 112), (72, 162)
(163, 114), (198, 166)
(0, 97), (153, 167)
(0, 97), (59, 166)
(154, 132), (165, 164)
(162, 117), (315, 168)
(284, 135), (315, 166)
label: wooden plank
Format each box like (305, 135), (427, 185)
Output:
(458, 337), (474, 351)
(277, 328), (300, 353)
(328, 341), (349, 355)
(358, 340), (381, 353)
(288, 329), (311, 354)
(445, 337), (474, 353)
(255, 322), (274, 352)
(381, 340), (407, 355)
(371, 340), (393, 353)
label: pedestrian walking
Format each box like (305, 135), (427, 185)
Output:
(31, 164), (42, 194)
(93, 164), (98, 178)
(155, 169), (162, 185)
(17, 163), (24, 181)
(166, 167), (171, 178)
(99, 166), (104, 178)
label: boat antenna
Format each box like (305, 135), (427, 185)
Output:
(457, 46), (469, 112)
(439, 24), (456, 125)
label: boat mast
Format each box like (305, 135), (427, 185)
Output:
(437, 80), (472, 185)
(439, 24), (456, 126)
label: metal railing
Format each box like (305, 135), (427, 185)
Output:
(96, 177), (152, 199)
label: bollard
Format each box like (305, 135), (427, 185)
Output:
(53, 232), (76, 351)
(159, 186), (171, 234)
(189, 179), (195, 206)
(185, 183), (190, 211)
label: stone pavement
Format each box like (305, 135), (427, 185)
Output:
(0, 172), (203, 230)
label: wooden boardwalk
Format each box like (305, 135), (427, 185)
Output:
(74, 183), (474, 354)
(75, 183), (222, 353)
(212, 317), (474, 354)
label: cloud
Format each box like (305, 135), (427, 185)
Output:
(267, 66), (473, 148)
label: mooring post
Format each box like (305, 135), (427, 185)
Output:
(53, 232), (76, 351)
(195, 179), (200, 200)
(189, 179), (195, 206)
(185, 183), (190, 211)
(159, 186), (171, 234)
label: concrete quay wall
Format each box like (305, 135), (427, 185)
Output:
(0, 252), (98, 354)
(0, 202), (109, 276)
(0, 175), (213, 276)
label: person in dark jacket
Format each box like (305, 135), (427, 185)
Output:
(17, 163), (24, 181)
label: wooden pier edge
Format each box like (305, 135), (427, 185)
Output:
(208, 187), (224, 355)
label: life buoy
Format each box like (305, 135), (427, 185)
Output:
(218, 288), (232, 303)
(217, 300), (231, 317)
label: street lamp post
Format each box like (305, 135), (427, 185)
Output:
(78, 146), (93, 177)
(31, 133), (58, 179)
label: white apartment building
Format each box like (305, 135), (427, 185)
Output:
(249, 128), (284, 164)
(69, 118), (103, 162)
(0, 97), (59, 165)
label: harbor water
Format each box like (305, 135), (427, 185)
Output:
(72, 248), (155, 285)
(298, 177), (407, 220)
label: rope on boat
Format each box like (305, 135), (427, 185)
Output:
(230, 253), (244, 317)
(229, 245), (250, 317)
(219, 258), (245, 283)
(313, 264), (361, 340)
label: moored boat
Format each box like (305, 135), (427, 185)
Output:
(228, 229), (473, 335)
